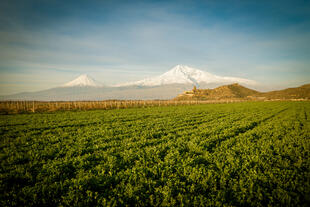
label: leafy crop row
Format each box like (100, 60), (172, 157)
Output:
(0, 102), (309, 206)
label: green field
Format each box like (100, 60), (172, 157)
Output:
(1, 102), (309, 206)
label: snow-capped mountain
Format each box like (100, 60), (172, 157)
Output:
(116, 65), (257, 87)
(0, 65), (260, 101)
(63, 74), (103, 87)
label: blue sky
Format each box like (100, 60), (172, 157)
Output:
(0, 0), (310, 94)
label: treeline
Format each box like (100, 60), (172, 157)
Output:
(0, 100), (245, 114)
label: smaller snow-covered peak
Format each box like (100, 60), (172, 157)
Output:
(63, 74), (103, 87)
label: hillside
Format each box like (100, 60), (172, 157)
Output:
(175, 83), (310, 100)
(261, 84), (310, 100)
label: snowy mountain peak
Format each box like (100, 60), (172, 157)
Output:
(168, 65), (197, 74)
(63, 74), (103, 87)
(164, 65), (214, 79)
(171, 65), (198, 73)
(115, 65), (257, 87)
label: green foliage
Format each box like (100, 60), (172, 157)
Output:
(0, 102), (309, 206)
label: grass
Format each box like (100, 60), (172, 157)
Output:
(0, 101), (309, 206)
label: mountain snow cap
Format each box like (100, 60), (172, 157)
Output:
(114, 64), (258, 87)
(63, 74), (103, 87)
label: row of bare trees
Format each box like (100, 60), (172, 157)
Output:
(0, 100), (244, 114)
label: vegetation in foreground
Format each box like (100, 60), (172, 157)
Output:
(0, 102), (309, 206)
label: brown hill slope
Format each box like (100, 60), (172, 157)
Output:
(261, 84), (310, 99)
(175, 83), (310, 100)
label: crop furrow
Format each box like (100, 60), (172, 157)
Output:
(203, 107), (290, 153)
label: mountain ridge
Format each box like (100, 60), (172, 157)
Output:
(0, 65), (308, 101)
(115, 65), (257, 87)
